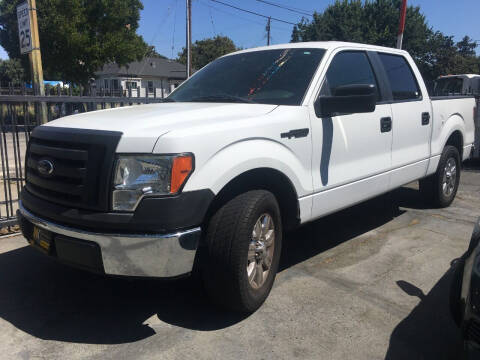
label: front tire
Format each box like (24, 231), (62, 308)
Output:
(202, 190), (282, 313)
(420, 145), (461, 208)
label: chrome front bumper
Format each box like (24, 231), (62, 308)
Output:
(18, 202), (201, 278)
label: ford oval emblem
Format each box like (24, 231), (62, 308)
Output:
(37, 159), (54, 176)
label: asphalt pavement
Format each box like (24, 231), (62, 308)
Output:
(0, 162), (479, 360)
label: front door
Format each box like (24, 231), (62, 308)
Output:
(309, 50), (393, 219)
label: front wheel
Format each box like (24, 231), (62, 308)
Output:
(420, 145), (461, 208)
(202, 190), (282, 313)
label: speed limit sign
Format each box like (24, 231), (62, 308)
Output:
(17, 2), (32, 54)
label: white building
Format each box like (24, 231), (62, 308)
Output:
(94, 57), (187, 98)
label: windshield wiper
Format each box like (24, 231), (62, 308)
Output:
(189, 94), (256, 104)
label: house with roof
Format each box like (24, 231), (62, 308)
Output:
(94, 57), (187, 98)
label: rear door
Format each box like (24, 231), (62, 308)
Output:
(376, 52), (432, 188)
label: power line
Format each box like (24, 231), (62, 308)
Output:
(208, 0), (297, 25)
(199, 0), (274, 28)
(171, 0), (178, 58)
(253, 0), (313, 17)
(207, 4), (217, 36)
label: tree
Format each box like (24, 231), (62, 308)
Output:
(457, 36), (477, 57)
(0, 0), (149, 84)
(0, 58), (25, 86)
(145, 45), (167, 59)
(177, 36), (238, 70)
(291, 0), (480, 82)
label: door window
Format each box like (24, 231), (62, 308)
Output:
(378, 53), (421, 101)
(321, 51), (380, 100)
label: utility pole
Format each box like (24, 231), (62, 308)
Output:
(396, 0), (407, 49)
(266, 17), (271, 46)
(186, 0), (192, 78)
(22, 0), (48, 124)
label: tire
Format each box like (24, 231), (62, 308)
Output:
(201, 190), (282, 313)
(419, 145), (461, 208)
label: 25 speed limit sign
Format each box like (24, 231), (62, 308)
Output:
(17, 2), (32, 54)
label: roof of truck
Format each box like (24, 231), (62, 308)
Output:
(229, 41), (410, 57)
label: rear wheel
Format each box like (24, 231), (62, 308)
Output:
(202, 190), (282, 313)
(420, 145), (461, 208)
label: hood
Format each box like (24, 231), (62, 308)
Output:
(45, 102), (277, 152)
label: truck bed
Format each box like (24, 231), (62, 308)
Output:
(430, 96), (477, 160)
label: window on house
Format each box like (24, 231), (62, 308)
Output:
(148, 81), (154, 94)
(126, 81), (137, 89)
(111, 79), (119, 90)
(104, 79), (109, 88)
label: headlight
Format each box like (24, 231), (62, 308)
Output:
(112, 154), (193, 211)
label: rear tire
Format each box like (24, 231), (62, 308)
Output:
(419, 145), (461, 208)
(202, 190), (282, 313)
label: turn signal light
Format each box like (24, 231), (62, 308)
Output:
(171, 155), (193, 193)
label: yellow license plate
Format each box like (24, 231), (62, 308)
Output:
(32, 226), (52, 252)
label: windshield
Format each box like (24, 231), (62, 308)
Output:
(168, 48), (326, 106)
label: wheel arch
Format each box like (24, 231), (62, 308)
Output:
(444, 130), (464, 158)
(204, 168), (301, 232)
(438, 114), (466, 159)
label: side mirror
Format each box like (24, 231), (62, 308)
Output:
(314, 84), (377, 118)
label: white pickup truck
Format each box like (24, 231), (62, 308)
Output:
(18, 42), (476, 312)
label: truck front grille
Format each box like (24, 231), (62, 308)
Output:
(25, 127), (122, 211)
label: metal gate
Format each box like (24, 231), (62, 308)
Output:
(0, 90), (163, 230)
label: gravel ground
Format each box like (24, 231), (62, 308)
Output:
(0, 163), (478, 360)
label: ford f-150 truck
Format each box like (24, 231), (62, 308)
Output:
(18, 42), (476, 312)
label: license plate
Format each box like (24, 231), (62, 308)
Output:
(32, 226), (53, 253)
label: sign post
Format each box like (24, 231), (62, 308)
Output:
(17, 2), (32, 54)
(17, 0), (47, 123)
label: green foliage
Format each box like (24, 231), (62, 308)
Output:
(177, 36), (238, 70)
(145, 46), (167, 59)
(291, 0), (480, 82)
(0, 0), (149, 84)
(0, 58), (25, 85)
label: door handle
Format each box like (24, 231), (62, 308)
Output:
(380, 117), (392, 133)
(281, 128), (309, 139)
(422, 112), (430, 125)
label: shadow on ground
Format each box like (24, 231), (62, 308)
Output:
(464, 158), (480, 172)
(384, 270), (464, 360)
(0, 186), (465, 357)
